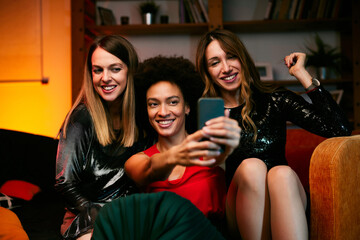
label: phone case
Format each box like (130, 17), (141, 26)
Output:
(197, 98), (224, 129)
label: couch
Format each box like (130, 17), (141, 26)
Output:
(309, 133), (360, 240)
(0, 129), (64, 240)
(286, 128), (360, 240)
(0, 128), (359, 239)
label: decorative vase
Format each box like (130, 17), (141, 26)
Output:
(142, 12), (155, 25)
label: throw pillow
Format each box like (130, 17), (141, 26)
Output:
(0, 180), (41, 201)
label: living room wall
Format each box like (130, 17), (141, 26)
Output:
(0, 0), (71, 138)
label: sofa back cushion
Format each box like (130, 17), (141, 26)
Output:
(0, 129), (58, 191)
(285, 129), (327, 192)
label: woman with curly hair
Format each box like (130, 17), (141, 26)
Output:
(125, 55), (240, 227)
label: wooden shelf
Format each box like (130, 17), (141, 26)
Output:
(87, 19), (352, 36)
(87, 23), (209, 35)
(224, 19), (352, 33)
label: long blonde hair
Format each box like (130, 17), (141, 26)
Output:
(196, 29), (277, 140)
(62, 35), (139, 147)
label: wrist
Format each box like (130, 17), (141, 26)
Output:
(305, 78), (320, 92)
(166, 147), (178, 167)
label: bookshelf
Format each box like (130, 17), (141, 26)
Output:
(87, 23), (209, 35)
(70, 0), (360, 129)
(223, 18), (351, 33)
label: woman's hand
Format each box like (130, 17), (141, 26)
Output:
(284, 52), (313, 89)
(125, 130), (222, 186)
(168, 130), (224, 167)
(201, 110), (241, 165)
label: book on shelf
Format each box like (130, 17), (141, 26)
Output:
(300, 0), (346, 20)
(188, 0), (199, 23)
(308, 0), (320, 19)
(266, 0), (345, 20)
(190, 0), (204, 23)
(192, 0), (208, 23)
(264, 0), (275, 20)
(253, 0), (271, 20)
(270, 0), (283, 19)
(295, 0), (305, 19)
(183, 0), (195, 23)
(331, 0), (342, 19)
(288, 0), (300, 19)
(323, 0), (335, 19)
(316, 0), (327, 19)
(278, 0), (292, 19)
(179, 0), (186, 23)
(197, 0), (209, 22)
(180, 0), (208, 23)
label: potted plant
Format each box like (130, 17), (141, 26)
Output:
(304, 33), (342, 79)
(139, 1), (159, 25)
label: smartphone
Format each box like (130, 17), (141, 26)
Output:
(197, 98), (224, 130)
(198, 98), (225, 152)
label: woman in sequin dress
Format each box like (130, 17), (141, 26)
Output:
(195, 29), (351, 240)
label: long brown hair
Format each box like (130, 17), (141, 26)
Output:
(196, 29), (277, 140)
(62, 35), (139, 147)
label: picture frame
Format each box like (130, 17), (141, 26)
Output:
(98, 7), (116, 25)
(255, 62), (273, 81)
(329, 89), (344, 104)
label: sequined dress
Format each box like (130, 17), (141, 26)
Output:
(55, 104), (148, 239)
(225, 86), (352, 186)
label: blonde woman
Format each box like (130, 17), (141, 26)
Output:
(55, 35), (149, 240)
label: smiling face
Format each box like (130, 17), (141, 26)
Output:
(146, 81), (189, 140)
(91, 47), (128, 103)
(205, 40), (242, 95)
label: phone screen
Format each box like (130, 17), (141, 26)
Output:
(197, 98), (224, 130)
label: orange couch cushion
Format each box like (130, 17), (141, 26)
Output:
(0, 207), (29, 240)
(286, 129), (359, 193)
(285, 129), (326, 192)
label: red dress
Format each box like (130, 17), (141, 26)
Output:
(143, 144), (226, 220)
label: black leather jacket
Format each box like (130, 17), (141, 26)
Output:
(55, 104), (149, 239)
(225, 86), (352, 186)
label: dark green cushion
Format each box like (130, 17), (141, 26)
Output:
(92, 192), (225, 240)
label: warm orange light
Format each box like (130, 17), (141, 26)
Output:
(0, 0), (71, 138)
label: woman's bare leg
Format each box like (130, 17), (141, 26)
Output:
(77, 232), (92, 240)
(267, 166), (308, 240)
(226, 158), (271, 240)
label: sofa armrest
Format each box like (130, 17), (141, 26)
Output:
(309, 134), (360, 240)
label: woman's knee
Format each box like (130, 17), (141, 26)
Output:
(231, 158), (267, 191)
(267, 165), (307, 208)
(267, 166), (298, 191)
